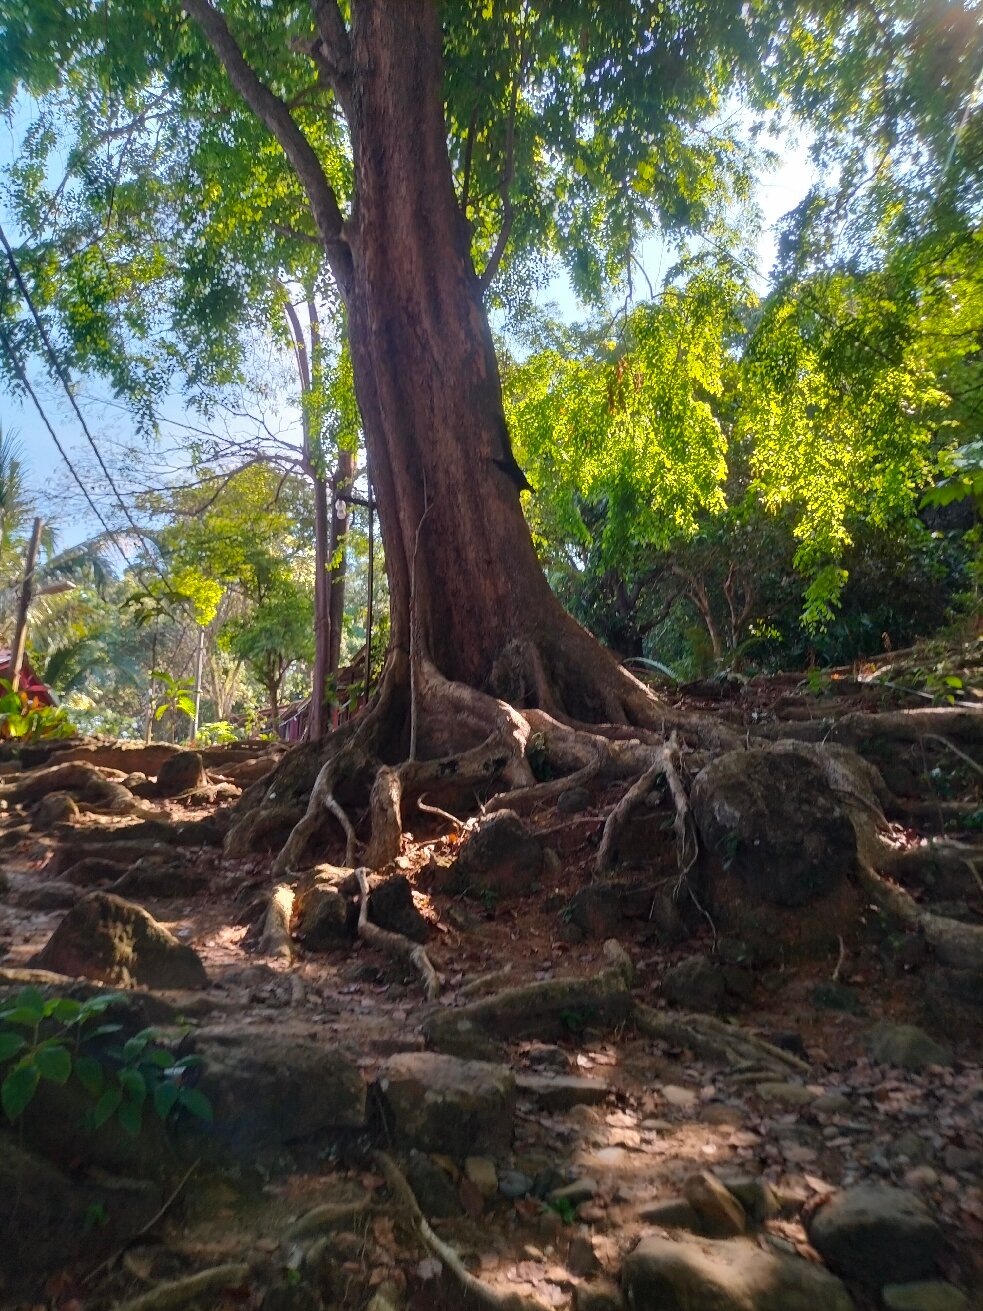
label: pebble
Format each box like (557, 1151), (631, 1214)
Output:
(661, 1084), (697, 1108)
(813, 1092), (852, 1115)
(499, 1170), (534, 1200)
(465, 1156), (499, 1198)
(755, 1081), (817, 1106)
(567, 1234), (601, 1276)
(683, 1171), (746, 1237)
(941, 1145), (978, 1173)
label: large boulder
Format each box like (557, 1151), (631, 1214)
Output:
(662, 955), (727, 1013)
(446, 810), (542, 898)
(865, 1023), (953, 1072)
(807, 1184), (943, 1288)
(622, 1234), (853, 1311)
(194, 1025), (366, 1157)
(369, 874), (430, 942)
(373, 1052), (515, 1158)
(691, 744), (863, 908)
(155, 749), (207, 797)
(31, 892), (208, 989)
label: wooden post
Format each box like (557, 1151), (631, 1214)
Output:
(9, 517), (42, 693)
(191, 625), (205, 741)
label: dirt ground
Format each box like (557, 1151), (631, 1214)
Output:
(1, 656), (982, 1311)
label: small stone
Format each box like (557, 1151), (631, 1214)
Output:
(542, 847), (563, 877)
(537, 1209), (565, 1243)
(683, 1171), (746, 1237)
(636, 1198), (703, 1232)
(807, 1184), (943, 1288)
(464, 1156), (498, 1198)
(881, 1281), (970, 1311)
(904, 1166), (939, 1190)
(499, 1170), (534, 1200)
(889, 1132), (929, 1164)
(754, 1081), (817, 1107)
(567, 1233), (601, 1277)
(549, 1177), (597, 1207)
(661, 1085), (697, 1109)
(813, 1093), (851, 1116)
(718, 1174), (779, 1223)
(866, 1023), (953, 1072)
(941, 1145), (977, 1173)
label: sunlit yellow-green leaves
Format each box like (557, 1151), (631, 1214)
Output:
(507, 269), (744, 569)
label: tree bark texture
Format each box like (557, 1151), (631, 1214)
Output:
(344, 0), (647, 721)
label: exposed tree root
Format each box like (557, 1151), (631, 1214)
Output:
(356, 868), (439, 1000)
(113, 1264), (251, 1311)
(596, 753), (665, 872)
(856, 859), (983, 972)
(0, 760), (127, 804)
(760, 705), (983, 747)
(257, 884), (295, 960)
(633, 1003), (811, 1076)
(375, 1151), (550, 1311)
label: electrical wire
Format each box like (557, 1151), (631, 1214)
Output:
(0, 220), (187, 605)
(0, 222), (180, 592)
(0, 318), (130, 562)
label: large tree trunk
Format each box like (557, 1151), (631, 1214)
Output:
(343, 0), (647, 724)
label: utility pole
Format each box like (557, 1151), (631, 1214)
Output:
(10, 517), (42, 693)
(192, 625), (205, 741)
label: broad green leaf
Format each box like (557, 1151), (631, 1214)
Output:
(34, 1044), (72, 1084)
(2, 1062), (40, 1120)
(74, 1054), (105, 1097)
(178, 1087), (213, 1122)
(0, 1032), (26, 1062)
(90, 1087), (123, 1129)
(153, 1080), (181, 1120)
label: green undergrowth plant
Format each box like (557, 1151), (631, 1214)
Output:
(0, 678), (75, 741)
(0, 987), (212, 1136)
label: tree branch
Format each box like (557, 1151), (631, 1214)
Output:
(183, 0), (353, 298)
(309, 0), (354, 119)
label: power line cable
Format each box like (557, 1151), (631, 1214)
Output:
(0, 221), (187, 605)
(0, 224), (174, 567)
(0, 318), (130, 561)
